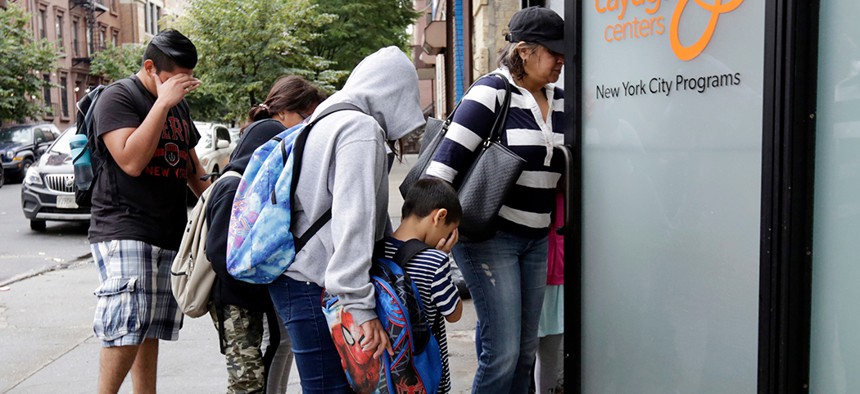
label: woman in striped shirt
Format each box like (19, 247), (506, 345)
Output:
(424, 7), (566, 393)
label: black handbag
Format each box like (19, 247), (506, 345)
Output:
(400, 74), (526, 241)
(399, 117), (445, 198)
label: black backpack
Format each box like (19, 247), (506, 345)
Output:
(73, 78), (148, 207)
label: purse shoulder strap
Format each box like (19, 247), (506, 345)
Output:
(445, 73), (513, 144)
(486, 73), (512, 144)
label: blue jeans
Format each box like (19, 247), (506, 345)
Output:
(453, 231), (548, 394)
(268, 275), (354, 394)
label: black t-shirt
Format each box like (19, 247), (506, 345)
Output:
(88, 76), (200, 250)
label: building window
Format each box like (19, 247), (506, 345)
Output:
(144, 2), (150, 34)
(145, 3), (161, 34)
(38, 8), (47, 39)
(72, 18), (80, 56)
(150, 3), (157, 34)
(56, 14), (64, 50)
(521, 0), (546, 7)
(42, 74), (52, 111)
(99, 28), (106, 51)
(60, 76), (69, 118)
(112, 31), (118, 47)
(86, 25), (93, 55)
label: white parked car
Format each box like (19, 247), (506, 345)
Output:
(194, 122), (234, 177)
(228, 127), (241, 147)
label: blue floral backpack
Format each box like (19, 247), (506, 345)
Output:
(226, 103), (361, 284)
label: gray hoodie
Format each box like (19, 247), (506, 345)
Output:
(287, 46), (425, 325)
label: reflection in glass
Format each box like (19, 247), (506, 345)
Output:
(810, 1), (860, 392)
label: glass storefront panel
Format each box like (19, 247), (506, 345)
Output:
(810, 1), (860, 392)
(581, 1), (765, 392)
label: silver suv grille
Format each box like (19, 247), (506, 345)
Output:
(45, 174), (75, 193)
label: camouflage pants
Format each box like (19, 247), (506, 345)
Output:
(209, 304), (265, 394)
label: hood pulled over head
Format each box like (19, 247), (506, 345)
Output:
(328, 46), (425, 141)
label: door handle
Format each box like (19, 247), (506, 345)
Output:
(554, 144), (574, 235)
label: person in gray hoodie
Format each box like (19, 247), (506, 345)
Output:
(266, 46), (429, 393)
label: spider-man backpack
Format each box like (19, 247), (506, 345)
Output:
(322, 239), (442, 394)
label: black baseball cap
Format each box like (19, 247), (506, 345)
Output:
(506, 7), (565, 55)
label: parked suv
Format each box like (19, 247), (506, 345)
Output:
(1, 123), (61, 181)
(21, 127), (90, 231)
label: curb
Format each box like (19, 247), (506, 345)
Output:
(0, 253), (93, 288)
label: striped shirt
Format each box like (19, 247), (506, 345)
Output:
(383, 237), (460, 394)
(426, 68), (565, 238)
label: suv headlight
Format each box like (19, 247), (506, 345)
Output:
(4, 151), (13, 160)
(23, 167), (43, 186)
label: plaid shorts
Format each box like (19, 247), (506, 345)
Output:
(92, 240), (183, 347)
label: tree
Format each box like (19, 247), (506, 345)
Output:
(307, 0), (419, 81)
(90, 42), (146, 82)
(172, 0), (343, 122)
(0, 5), (58, 123)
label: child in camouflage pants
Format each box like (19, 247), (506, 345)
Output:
(203, 76), (325, 393)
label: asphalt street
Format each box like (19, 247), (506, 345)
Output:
(0, 182), (91, 284)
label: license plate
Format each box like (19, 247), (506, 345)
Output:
(57, 195), (78, 209)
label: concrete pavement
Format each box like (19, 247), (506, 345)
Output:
(0, 154), (482, 393)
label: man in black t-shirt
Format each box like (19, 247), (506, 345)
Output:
(89, 29), (209, 394)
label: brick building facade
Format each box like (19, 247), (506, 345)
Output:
(4, 0), (171, 129)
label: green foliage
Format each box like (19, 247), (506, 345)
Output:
(0, 6), (59, 122)
(307, 0), (419, 84)
(183, 89), (232, 124)
(91, 42), (146, 82)
(172, 0), (343, 122)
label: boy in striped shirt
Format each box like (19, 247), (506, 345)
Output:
(384, 178), (464, 393)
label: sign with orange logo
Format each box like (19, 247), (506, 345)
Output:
(586, 0), (759, 101)
(669, 0), (745, 61)
(581, 1), (767, 390)
(594, 0), (745, 61)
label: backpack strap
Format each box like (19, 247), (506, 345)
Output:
(200, 170), (241, 228)
(291, 102), (364, 252)
(391, 239), (432, 268)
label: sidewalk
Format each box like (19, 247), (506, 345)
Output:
(0, 154), (481, 393)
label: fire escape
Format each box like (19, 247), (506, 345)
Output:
(70, 0), (108, 67)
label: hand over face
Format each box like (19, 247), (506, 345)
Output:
(435, 228), (459, 253)
(152, 70), (201, 108)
